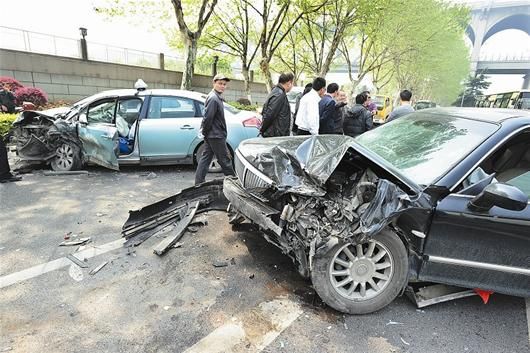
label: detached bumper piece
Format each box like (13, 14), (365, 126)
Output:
(121, 179), (229, 252)
(223, 177), (282, 235)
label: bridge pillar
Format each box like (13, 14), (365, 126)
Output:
(523, 73), (530, 90)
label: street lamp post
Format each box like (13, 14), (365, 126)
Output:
(79, 27), (88, 60)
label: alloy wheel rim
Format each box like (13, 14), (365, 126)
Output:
(329, 240), (394, 301)
(56, 144), (74, 170)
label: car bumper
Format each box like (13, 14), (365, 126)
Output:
(223, 177), (282, 236)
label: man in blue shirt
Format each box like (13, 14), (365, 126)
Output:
(387, 90), (414, 123)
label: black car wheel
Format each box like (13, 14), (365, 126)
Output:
(51, 141), (82, 171)
(311, 229), (408, 314)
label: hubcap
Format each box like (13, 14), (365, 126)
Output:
(55, 144), (74, 170)
(210, 158), (221, 171)
(329, 240), (394, 300)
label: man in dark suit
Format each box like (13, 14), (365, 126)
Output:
(319, 83), (347, 134)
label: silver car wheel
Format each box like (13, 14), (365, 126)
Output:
(329, 240), (394, 300)
(55, 143), (75, 170)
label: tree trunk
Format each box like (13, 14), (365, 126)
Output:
(242, 65), (251, 99)
(260, 59), (274, 93)
(181, 35), (198, 90)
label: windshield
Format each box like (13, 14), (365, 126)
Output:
(356, 113), (499, 185)
(287, 91), (302, 103)
(223, 102), (240, 114)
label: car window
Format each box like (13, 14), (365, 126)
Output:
(87, 99), (116, 124)
(117, 98), (143, 125)
(148, 96), (196, 119)
(356, 113), (499, 186)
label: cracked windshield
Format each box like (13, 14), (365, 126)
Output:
(356, 114), (499, 185)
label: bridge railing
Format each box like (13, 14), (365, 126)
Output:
(0, 26), (186, 71)
(479, 52), (530, 62)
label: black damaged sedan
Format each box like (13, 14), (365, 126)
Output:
(223, 107), (530, 314)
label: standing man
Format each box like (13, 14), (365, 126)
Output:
(295, 77), (326, 135)
(194, 74), (235, 185)
(0, 138), (21, 183)
(319, 83), (347, 134)
(259, 72), (294, 137)
(343, 92), (373, 138)
(387, 89), (414, 123)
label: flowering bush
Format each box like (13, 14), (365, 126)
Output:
(15, 87), (48, 107)
(0, 76), (24, 92)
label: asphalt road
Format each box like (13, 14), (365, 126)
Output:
(0, 164), (529, 353)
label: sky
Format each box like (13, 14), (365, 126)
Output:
(1, 0), (529, 94)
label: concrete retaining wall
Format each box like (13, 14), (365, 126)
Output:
(0, 48), (269, 104)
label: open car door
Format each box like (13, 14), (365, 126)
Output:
(77, 98), (120, 170)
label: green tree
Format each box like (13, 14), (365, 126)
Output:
(201, 0), (260, 96)
(250, 0), (326, 91)
(454, 72), (491, 107)
(96, 0), (218, 90)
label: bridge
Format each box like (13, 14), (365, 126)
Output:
(466, 0), (530, 88)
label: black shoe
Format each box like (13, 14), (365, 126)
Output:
(0, 175), (22, 183)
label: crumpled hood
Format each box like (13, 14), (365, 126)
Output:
(237, 135), (420, 195)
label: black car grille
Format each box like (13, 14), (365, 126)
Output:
(234, 151), (271, 189)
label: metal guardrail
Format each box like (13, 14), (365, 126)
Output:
(479, 52), (530, 62)
(0, 26), (186, 71)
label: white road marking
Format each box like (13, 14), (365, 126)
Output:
(184, 297), (302, 353)
(0, 238), (125, 289)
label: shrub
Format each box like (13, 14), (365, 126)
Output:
(0, 76), (24, 92)
(14, 87), (48, 107)
(0, 113), (17, 137)
(228, 101), (260, 112)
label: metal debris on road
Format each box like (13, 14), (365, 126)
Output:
(67, 254), (89, 268)
(386, 320), (404, 326)
(60, 237), (91, 246)
(146, 172), (157, 180)
(153, 201), (200, 256)
(89, 261), (108, 275)
(400, 337), (410, 346)
(173, 242), (183, 248)
(122, 180), (228, 249)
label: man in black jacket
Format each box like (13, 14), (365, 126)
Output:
(194, 74), (235, 185)
(260, 72), (294, 137)
(343, 92), (373, 137)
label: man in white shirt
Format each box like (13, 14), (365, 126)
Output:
(295, 77), (326, 135)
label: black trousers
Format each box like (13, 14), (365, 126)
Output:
(296, 128), (311, 136)
(194, 137), (235, 185)
(0, 138), (12, 179)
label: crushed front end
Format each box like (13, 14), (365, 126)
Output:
(223, 136), (415, 277)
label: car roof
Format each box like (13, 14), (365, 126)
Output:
(81, 89), (209, 102)
(424, 107), (530, 123)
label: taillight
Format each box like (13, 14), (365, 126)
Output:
(242, 116), (262, 129)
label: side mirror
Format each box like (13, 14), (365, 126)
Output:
(79, 113), (88, 125)
(468, 183), (528, 212)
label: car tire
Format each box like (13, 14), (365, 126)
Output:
(50, 140), (82, 171)
(311, 229), (408, 314)
(196, 143), (233, 173)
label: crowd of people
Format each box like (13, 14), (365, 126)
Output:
(194, 72), (414, 184)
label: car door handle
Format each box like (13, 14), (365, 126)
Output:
(180, 125), (195, 130)
(100, 135), (112, 139)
